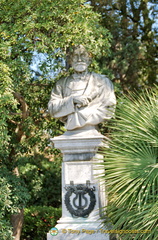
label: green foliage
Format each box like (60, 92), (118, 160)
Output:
(0, 0), (111, 65)
(0, 167), (30, 211)
(91, 0), (158, 91)
(21, 206), (61, 240)
(0, 177), (13, 240)
(19, 153), (62, 207)
(0, 167), (30, 240)
(0, 62), (17, 157)
(100, 88), (158, 240)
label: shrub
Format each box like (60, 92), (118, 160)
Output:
(21, 206), (61, 240)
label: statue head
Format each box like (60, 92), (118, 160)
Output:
(69, 45), (91, 73)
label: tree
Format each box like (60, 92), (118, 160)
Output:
(90, 0), (158, 92)
(0, 0), (111, 239)
(100, 87), (158, 240)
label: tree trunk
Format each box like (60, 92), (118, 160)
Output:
(11, 209), (24, 240)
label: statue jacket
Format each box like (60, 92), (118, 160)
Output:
(48, 72), (116, 130)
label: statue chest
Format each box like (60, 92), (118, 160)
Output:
(65, 79), (88, 96)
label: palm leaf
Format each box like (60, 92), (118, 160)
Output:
(100, 87), (158, 240)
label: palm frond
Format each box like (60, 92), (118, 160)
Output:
(100, 87), (158, 240)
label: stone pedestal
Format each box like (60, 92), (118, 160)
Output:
(47, 127), (109, 240)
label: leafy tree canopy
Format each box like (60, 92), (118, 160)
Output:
(90, 0), (158, 92)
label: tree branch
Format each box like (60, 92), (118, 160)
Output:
(12, 92), (29, 142)
(13, 92), (29, 121)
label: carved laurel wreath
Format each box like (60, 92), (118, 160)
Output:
(64, 184), (96, 218)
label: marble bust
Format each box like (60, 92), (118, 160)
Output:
(48, 45), (116, 131)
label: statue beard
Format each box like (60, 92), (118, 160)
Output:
(72, 62), (88, 73)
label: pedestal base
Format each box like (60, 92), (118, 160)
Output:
(47, 221), (109, 240)
(47, 128), (109, 240)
